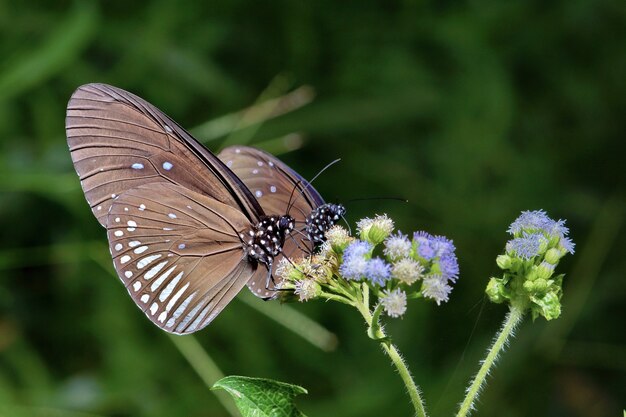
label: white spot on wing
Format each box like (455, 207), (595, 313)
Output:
(166, 282), (190, 312)
(158, 311), (167, 323)
(168, 213), (177, 219)
(151, 265), (176, 291)
(150, 302), (158, 315)
(134, 246), (148, 254)
(167, 291), (196, 328)
(162, 162), (173, 170)
(159, 272), (184, 301)
(114, 243), (123, 251)
(120, 255), (131, 264)
(145, 261), (168, 280)
(139, 204), (146, 211)
(131, 163), (144, 170)
(124, 271), (133, 279)
(137, 254), (162, 269)
(127, 220), (137, 228)
(129, 241), (141, 247)
(114, 230), (123, 237)
(255, 190), (263, 198)
(270, 185), (277, 193)
(140, 294), (149, 303)
(133, 281), (141, 292)
(178, 243), (186, 249)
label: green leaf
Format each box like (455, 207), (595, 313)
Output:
(213, 376), (308, 417)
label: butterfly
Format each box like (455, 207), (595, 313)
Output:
(217, 145), (346, 294)
(66, 83), (298, 334)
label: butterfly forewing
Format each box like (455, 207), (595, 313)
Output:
(67, 83), (262, 227)
(106, 182), (255, 334)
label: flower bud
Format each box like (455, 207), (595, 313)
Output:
(544, 248), (561, 265)
(496, 254), (512, 270)
(531, 291), (561, 320)
(486, 278), (506, 303)
(357, 214), (394, 245)
(294, 279), (321, 302)
(536, 261), (555, 280)
(325, 226), (354, 253)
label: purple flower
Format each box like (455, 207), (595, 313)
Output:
(506, 232), (547, 260)
(560, 236), (575, 254)
(438, 252), (460, 282)
(432, 235), (456, 257)
(339, 241), (373, 280)
(365, 257), (391, 286)
(414, 231), (436, 260)
(422, 274), (452, 305)
(508, 210), (569, 239)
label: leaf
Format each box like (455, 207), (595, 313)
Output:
(213, 376), (308, 417)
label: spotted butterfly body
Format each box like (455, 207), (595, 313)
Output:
(217, 146), (346, 293)
(66, 83), (295, 334)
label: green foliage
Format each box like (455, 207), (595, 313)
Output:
(213, 376), (307, 417)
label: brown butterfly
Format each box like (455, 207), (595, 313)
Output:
(66, 84), (297, 334)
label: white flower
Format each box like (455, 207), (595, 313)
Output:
(421, 274), (452, 305)
(357, 214), (394, 244)
(381, 288), (407, 318)
(294, 279), (319, 302)
(383, 232), (412, 260)
(391, 258), (424, 285)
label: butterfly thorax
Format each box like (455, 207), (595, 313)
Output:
(305, 203), (346, 244)
(241, 215), (294, 266)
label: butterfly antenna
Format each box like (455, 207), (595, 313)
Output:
(286, 158), (341, 215)
(345, 196), (408, 204)
(341, 214), (352, 235)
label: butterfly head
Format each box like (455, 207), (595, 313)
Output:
(278, 214), (295, 236)
(305, 203), (347, 244)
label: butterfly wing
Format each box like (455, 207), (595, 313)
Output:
(66, 83), (263, 227)
(107, 182), (256, 334)
(218, 145), (326, 296)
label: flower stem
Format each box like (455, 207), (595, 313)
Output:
(355, 301), (428, 417)
(456, 305), (525, 417)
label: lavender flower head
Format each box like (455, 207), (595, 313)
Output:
(508, 210), (574, 254)
(339, 241), (372, 280)
(505, 232), (548, 260)
(365, 257), (391, 286)
(414, 231), (437, 260)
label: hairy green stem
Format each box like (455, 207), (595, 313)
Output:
(456, 305), (525, 417)
(355, 300), (428, 417)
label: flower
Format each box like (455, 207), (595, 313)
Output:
(438, 252), (460, 282)
(339, 241), (372, 280)
(357, 214), (394, 244)
(391, 258), (424, 284)
(507, 210), (574, 254)
(325, 225), (353, 251)
(421, 274), (452, 305)
(413, 231), (437, 260)
(275, 257), (295, 281)
(381, 289), (407, 317)
(383, 232), (411, 260)
(431, 235), (456, 257)
(365, 257), (391, 286)
(505, 232), (548, 260)
(294, 279), (320, 302)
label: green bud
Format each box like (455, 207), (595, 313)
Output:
(357, 215), (394, 245)
(486, 278), (507, 303)
(496, 254), (513, 270)
(523, 280), (534, 293)
(536, 262), (555, 280)
(526, 268), (539, 282)
(544, 248), (561, 265)
(533, 278), (548, 293)
(531, 291), (561, 320)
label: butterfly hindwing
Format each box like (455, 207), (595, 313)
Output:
(106, 182), (256, 334)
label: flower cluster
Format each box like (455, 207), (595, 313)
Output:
(277, 214), (460, 319)
(486, 210), (575, 320)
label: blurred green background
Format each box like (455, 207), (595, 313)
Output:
(1, 1), (624, 416)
